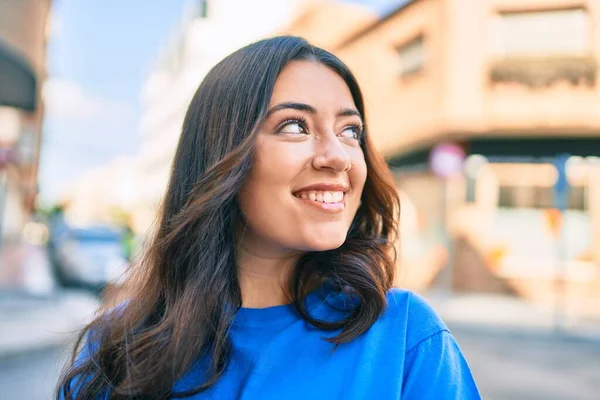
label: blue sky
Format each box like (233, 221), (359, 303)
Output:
(39, 0), (406, 203)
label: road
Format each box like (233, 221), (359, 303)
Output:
(453, 329), (600, 400)
(0, 344), (71, 400)
(1, 329), (599, 399)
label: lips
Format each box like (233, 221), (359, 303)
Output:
(292, 183), (348, 194)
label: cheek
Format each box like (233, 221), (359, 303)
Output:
(350, 151), (367, 195)
(236, 141), (307, 235)
(244, 140), (308, 195)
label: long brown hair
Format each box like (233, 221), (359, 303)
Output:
(57, 36), (399, 399)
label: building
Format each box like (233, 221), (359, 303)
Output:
(331, 0), (600, 314)
(0, 0), (52, 243)
(336, 0), (600, 156)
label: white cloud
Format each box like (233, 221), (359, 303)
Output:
(42, 78), (131, 120)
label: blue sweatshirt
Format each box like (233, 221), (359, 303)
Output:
(65, 287), (480, 399)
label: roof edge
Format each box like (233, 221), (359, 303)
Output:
(335, 0), (422, 49)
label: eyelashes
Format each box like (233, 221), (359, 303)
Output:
(341, 123), (364, 140)
(274, 116), (364, 140)
(275, 117), (309, 135)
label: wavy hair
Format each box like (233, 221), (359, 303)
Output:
(57, 36), (399, 399)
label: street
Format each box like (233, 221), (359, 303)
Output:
(0, 344), (70, 400)
(1, 327), (599, 400)
(454, 329), (600, 400)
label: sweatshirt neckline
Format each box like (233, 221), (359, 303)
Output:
(232, 283), (335, 328)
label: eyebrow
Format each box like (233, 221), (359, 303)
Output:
(265, 102), (363, 121)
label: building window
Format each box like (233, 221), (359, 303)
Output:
(198, 0), (208, 18)
(489, 8), (594, 87)
(497, 185), (585, 210)
(490, 8), (591, 57)
(397, 35), (425, 77)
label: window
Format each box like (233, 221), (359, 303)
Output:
(198, 0), (208, 18)
(490, 8), (591, 57)
(497, 185), (585, 210)
(498, 186), (553, 208)
(397, 35), (425, 77)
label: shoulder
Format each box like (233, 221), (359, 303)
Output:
(384, 290), (481, 398)
(380, 288), (449, 352)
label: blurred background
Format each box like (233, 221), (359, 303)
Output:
(1, 0), (599, 399)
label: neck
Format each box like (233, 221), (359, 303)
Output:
(236, 243), (301, 308)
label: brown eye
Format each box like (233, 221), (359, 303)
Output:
(276, 119), (308, 135)
(339, 125), (362, 140)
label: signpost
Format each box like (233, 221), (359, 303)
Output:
(0, 148), (16, 248)
(552, 153), (570, 333)
(429, 143), (466, 296)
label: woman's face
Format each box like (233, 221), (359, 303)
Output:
(237, 60), (367, 257)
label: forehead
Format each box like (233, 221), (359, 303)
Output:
(269, 60), (357, 110)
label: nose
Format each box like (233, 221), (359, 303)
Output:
(311, 134), (351, 173)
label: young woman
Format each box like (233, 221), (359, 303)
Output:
(57, 36), (480, 399)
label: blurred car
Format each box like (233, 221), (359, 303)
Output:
(52, 226), (129, 291)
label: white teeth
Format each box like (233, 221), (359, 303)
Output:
(296, 190), (345, 203)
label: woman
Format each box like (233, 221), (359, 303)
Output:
(57, 36), (480, 399)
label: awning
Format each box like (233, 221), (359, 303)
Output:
(0, 39), (37, 112)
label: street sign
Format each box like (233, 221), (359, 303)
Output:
(429, 143), (466, 178)
(0, 147), (16, 168)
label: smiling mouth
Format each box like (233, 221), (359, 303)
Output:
(292, 190), (346, 212)
(293, 190), (345, 204)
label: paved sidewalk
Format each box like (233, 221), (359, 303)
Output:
(0, 290), (100, 358)
(425, 290), (600, 342)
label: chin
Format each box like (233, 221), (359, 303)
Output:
(303, 234), (347, 252)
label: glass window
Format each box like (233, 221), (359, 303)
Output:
(497, 185), (585, 210)
(490, 8), (591, 57)
(397, 35), (425, 77)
